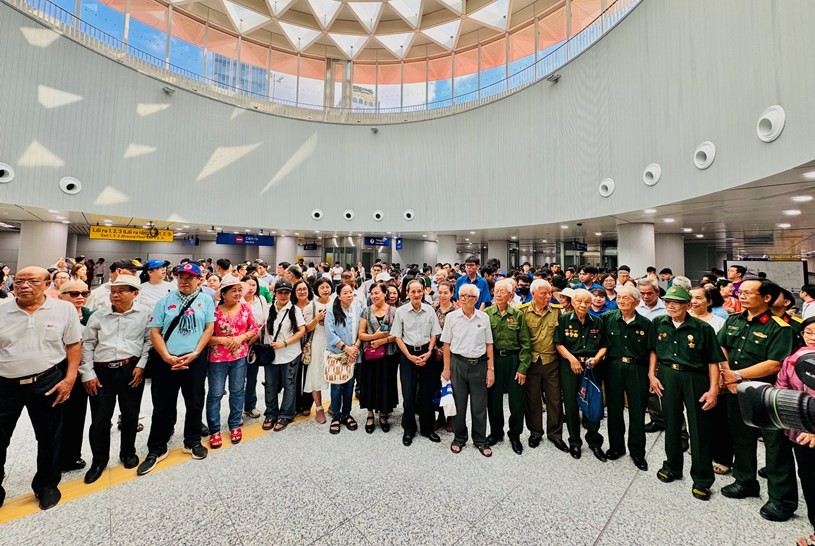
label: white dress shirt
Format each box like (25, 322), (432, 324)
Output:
(439, 308), (493, 358)
(80, 302), (153, 382)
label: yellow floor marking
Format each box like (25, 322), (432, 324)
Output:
(0, 403), (328, 524)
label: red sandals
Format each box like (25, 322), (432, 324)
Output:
(230, 429), (242, 444)
(209, 433), (222, 449)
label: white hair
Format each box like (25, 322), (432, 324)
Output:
(530, 279), (552, 293)
(636, 278), (659, 291)
(617, 285), (641, 300)
(494, 279), (515, 294)
(573, 288), (592, 301)
(672, 275), (692, 291)
(459, 284), (480, 298)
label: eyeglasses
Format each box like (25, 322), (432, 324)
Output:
(13, 279), (44, 287)
(65, 291), (90, 298)
(459, 294), (476, 300)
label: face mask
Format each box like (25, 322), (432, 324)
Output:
(518, 286), (530, 295)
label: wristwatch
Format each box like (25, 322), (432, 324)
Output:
(734, 371), (743, 382)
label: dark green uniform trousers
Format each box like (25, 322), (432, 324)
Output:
(659, 366), (714, 488)
(560, 360), (603, 449)
(606, 359), (649, 459)
(487, 353), (526, 440)
(726, 393), (798, 511)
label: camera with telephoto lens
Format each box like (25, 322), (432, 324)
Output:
(736, 352), (815, 433)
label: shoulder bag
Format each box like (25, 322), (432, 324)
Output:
(145, 292), (200, 377)
(577, 366), (604, 422)
(362, 306), (391, 361)
(301, 300), (316, 365)
(325, 309), (358, 385)
(248, 310), (286, 366)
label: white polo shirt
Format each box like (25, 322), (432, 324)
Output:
(0, 297), (82, 378)
(265, 302), (306, 364)
(439, 308), (493, 359)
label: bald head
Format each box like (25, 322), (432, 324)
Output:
(17, 266), (49, 280)
(14, 266), (49, 305)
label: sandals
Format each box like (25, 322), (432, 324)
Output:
(712, 462), (730, 475)
(315, 408), (327, 424)
(273, 419), (289, 432)
(445, 418), (454, 433)
(365, 415), (375, 434)
(379, 416), (390, 433)
(329, 420), (341, 435)
(301, 409), (312, 416)
(450, 442), (464, 454)
(230, 429), (242, 444)
(262, 418), (275, 431)
(795, 534), (815, 546)
(343, 417), (358, 431)
(477, 445), (493, 458)
(209, 433), (222, 449)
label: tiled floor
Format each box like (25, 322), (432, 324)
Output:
(0, 381), (807, 545)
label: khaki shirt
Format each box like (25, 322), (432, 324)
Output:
(520, 302), (559, 364)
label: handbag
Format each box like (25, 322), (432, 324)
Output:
(362, 306), (391, 361)
(145, 292), (200, 377)
(248, 314), (285, 366)
(324, 351), (353, 384)
(301, 301), (316, 365)
(577, 366), (604, 422)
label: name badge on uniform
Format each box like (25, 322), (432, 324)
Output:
(753, 332), (767, 339)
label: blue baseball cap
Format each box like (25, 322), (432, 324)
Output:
(175, 262), (202, 277)
(145, 259), (170, 270)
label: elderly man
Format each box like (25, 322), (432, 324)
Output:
(650, 286), (723, 501)
(486, 280), (531, 455)
(441, 284), (495, 456)
(616, 266), (631, 290)
(392, 279), (442, 446)
(636, 277), (673, 435)
(81, 275), (152, 484)
(602, 286), (656, 470)
(555, 289), (607, 461)
(86, 259), (142, 312)
(137, 263), (215, 476)
(520, 279), (568, 452)
(431, 268), (448, 302)
(453, 256), (492, 310)
(0, 266), (82, 510)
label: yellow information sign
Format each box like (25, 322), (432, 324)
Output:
(89, 226), (174, 243)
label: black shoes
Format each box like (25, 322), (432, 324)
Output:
(633, 457), (649, 471)
(136, 451), (168, 476)
(590, 446), (608, 463)
(644, 422), (664, 433)
(760, 501), (794, 522)
(657, 468), (681, 483)
(61, 458), (86, 472)
(365, 417), (375, 434)
(0, 485), (5, 508)
(84, 463), (106, 484)
(120, 455), (139, 469)
(758, 466), (768, 479)
(36, 488), (61, 510)
(509, 437), (523, 455)
(721, 481), (760, 499)
(182, 444), (208, 460)
(422, 432), (441, 443)
(550, 439), (569, 453)
(528, 435), (542, 448)
(379, 418), (390, 433)
(605, 449), (625, 461)
(487, 434), (504, 446)
(402, 434), (414, 447)
(570, 446), (582, 459)
(200, 423), (209, 437)
(692, 485), (712, 501)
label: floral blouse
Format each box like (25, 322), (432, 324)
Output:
(209, 302), (258, 363)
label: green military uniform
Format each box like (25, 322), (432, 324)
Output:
(486, 304), (531, 442)
(520, 303), (562, 442)
(717, 309), (797, 511)
(653, 296), (724, 491)
(554, 312), (605, 449)
(602, 309), (656, 460)
(777, 313), (804, 350)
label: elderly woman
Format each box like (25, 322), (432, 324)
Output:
(441, 284), (495, 457)
(46, 269), (71, 299)
(325, 283), (363, 434)
(58, 280), (93, 472)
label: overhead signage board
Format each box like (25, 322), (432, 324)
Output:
(396, 238), (403, 250)
(90, 225), (174, 243)
(303, 243), (318, 251)
(572, 242), (588, 252)
(364, 236), (391, 247)
(216, 233), (276, 246)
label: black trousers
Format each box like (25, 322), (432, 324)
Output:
(0, 368), (65, 495)
(400, 350), (441, 436)
(792, 439), (815, 532)
(146, 355), (207, 454)
(60, 376), (88, 466)
(88, 363), (145, 463)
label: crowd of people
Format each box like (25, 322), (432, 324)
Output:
(0, 254), (813, 545)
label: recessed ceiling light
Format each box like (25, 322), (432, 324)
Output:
(510, 236), (517, 240)
(55, 216), (66, 220)
(294, 232), (300, 235)
(245, 229), (252, 232)
(803, 171), (815, 180)
(778, 223), (792, 229)
(103, 218), (112, 223)
(465, 238), (470, 241)
(422, 234), (427, 238)
(233, 231), (239, 234)
(314, 230), (321, 233)
(470, 231), (475, 234)
(783, 209), (802, 216)
(48, 209), (60, 213)
(271, 231), (276, 234)
(695, 234), (704, 238)
(386, 231), (392, 234)
(357, 233), (362, 237)
(792, 195), (813, 202)
(175, 232), (185, 236)
(663, 218), (675, 223)
(682, 228), (693, 233)
(542, 239), (548, 243)
(644, 208), (657, 214)
(317, 236), (322, 239)
(560, 225), (568, 229)
(594, 232), (602, 236)
(182, 225), (189, 228)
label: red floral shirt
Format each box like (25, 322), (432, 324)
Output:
(209, 303), (258, 363)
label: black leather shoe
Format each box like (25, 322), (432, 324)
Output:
(84, 464), (106, 484)
(423, 432), (441, 443)
(605, 449), (625, 460)
(633, 457), (649, 471)
(657, 468), (680, 483)
(681, 441), (690, 453)
(0, 485), (5, 508)
(402, 434), (414, 447)
(692, 485), (712, 501)
(510, 437), (523, 455)
(200, 424), (209, 437)
(590, 446), (608, 463)
(487, 433), (504, 446)
(760, 501), (794, 522)
(550, 439), (569, 453)
(61, 458), (86, 472)
(528, 435), (542, 448)
(570, 446), (582, 459)
(36, 488), (61, 510)
(758, 466), (768, 479)
(721, 481), (760, 499)
(644, 422), (664, 433)
(120, 455), (139, 469)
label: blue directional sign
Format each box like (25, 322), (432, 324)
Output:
(364, 236), (391, 247)
(395, 238), (403, 250)
(216, 233), (275, 246)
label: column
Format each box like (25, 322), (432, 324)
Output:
(437, 235), (456, 265)
(275, 236), (297, 264)
(66, 234), (78, 260)
(616, 223), (655, 278)
(244, 246), (260, 261)
(486, 240), (508, 269)
(655, 234), (686, 277)
(17, 221), (68, 269)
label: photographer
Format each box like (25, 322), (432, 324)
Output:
(775, 318), (815, 546)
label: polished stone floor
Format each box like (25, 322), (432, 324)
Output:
(0, 380), (806, 545)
